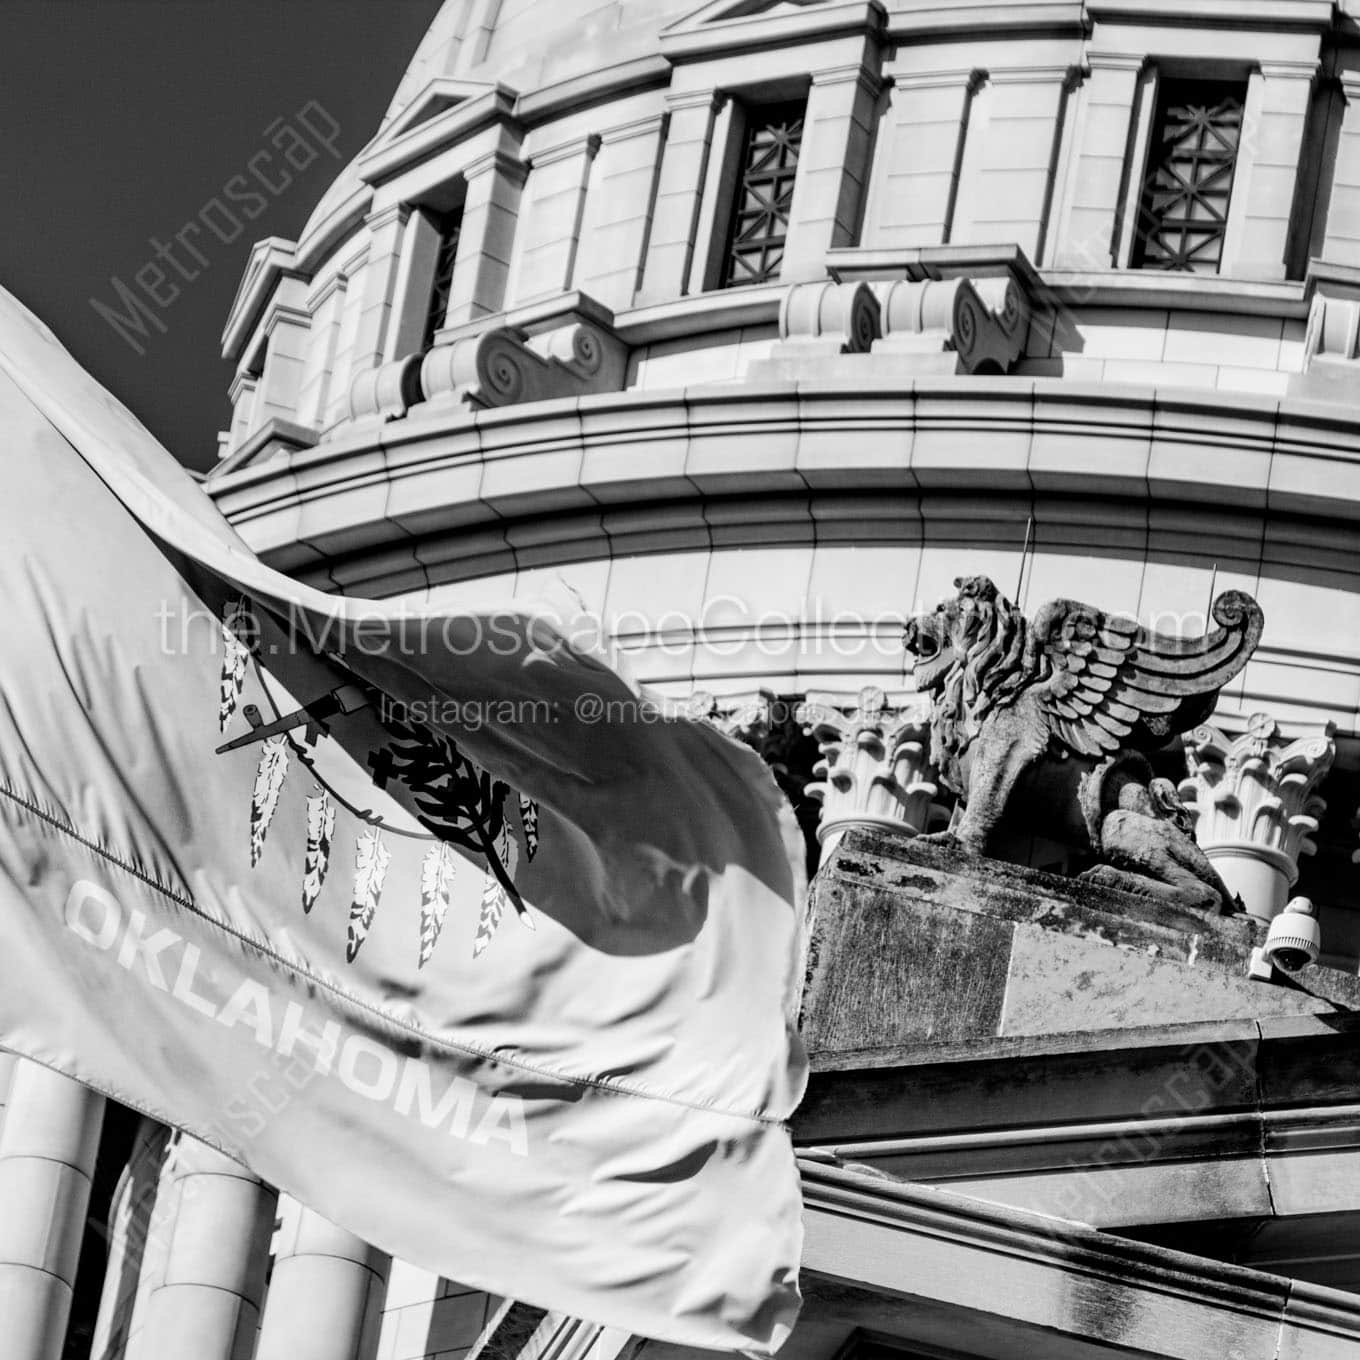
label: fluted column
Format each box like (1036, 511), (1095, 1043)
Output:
(0, 1060), (105, 1360)
(132, 1135), (277, 1360)
(255, 1196), (389, 1360)
(1179, 714), (1335, 921)
(798, 688), (940, 857)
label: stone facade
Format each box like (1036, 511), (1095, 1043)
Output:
(13, 0), (1360, 1357)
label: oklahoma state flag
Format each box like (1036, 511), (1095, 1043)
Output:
(0, 287), (806, 1352)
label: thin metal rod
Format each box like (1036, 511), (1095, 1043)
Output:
(1014, 514), (1034, 605)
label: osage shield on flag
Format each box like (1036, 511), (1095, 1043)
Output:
(0, 287), (807, 1352)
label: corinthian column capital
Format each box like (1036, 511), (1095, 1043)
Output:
(798, 687), (940, 856)
(1178, 713), (1335, 920)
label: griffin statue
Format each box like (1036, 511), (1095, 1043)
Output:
(903, 576), (1265, 913)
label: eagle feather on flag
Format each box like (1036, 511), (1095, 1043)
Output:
(0, 286), (807, 1352)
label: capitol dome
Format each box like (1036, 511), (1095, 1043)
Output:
(210, 0), (1360, 965)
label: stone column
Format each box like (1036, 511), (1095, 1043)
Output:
(445, 149), (526, 326)
(574, 113), (670, 311)
(253, 281), (312, 429)
(1323, 71), (1360, 267)
(1178, 714), (1335, 922)
(780, 63), (880, 281)
(348, 205), (413, 375)
(1220, 60), (1317, 280)
(0, 1061), (104, 1360)
(509, 134), (601, 305)
(636, 90), (722, 303)
(798, 688), (940, 858)
(296, 272), (348, 429)
(255, 1196), (389, 1360)
(1050, 53), (1144, 268)
(950, 67), (1072, 260)
(862, 68), (978, 248)
(132, 1135), (277, 1360)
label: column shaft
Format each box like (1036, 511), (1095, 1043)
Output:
(132, 1135), (277, 1360)
(1221, 62), (1317, 279)
(255, 1197), (389, 1360)
(636, 91), (721, 303)
(1050, 55), (1143, 267)
(863, 69), (976, 248)
(0, 1060), (105, 1360)
(780, 65), (879, 280)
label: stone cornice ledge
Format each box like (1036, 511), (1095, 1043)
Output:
(661, 0), (886, 63)
(513, 55), (672, 124)
(829, 242), (1046, 296)
(1042, 268), (1309, 318)
(357, 85), (520, 187)
(613, 282), (784, 345)
(799, 1159), (1360, 1353)
(221, 237), (303, 362)
(1085, 0), (1332, 25)
(215, 417), (318, 477)
(207, 378), (1360, 525)
(882, 0), (1083, 36)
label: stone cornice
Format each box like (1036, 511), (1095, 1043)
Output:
(799, 1159), (1360, 1355)
(356, 85), (520, 188)
(292, 183), (373, 277)
(1084, 0), (1332, 26)
(209, 376), (1360, 556)
(661, 0), (886, 64)
(220, 237), (304, 363)
(512, 55), (672, 125)
(882, 0), (1083, 38)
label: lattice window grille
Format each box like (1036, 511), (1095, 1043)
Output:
(721, 102), (805, 288)
(1132, 80), (1246, 274)
(422, 213), (463, 349)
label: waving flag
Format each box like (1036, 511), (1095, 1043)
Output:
(0, 287), (806, 1352)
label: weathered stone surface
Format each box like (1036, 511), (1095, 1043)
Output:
(999, 923), (1344, 1035)
(801, 826), (1360, 1063)
(795, 1020), (1263, 1143)
(801, 878), (1013, 1054)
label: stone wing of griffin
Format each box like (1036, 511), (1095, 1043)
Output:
(1027, 590), (1265, 759)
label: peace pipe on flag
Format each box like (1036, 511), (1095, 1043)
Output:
(0, 287), (807, 1352)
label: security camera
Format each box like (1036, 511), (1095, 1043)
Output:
(1263, 896), (1322, 973)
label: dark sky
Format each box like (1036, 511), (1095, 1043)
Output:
(1, 0), (445, 471)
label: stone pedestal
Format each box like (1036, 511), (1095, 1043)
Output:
(801, 828), (1360, 1062)
(1178, 715), (1335, 922)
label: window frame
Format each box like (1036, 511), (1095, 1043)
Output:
(1127, 74), (1249, 275)
(717, 97), (808, 289)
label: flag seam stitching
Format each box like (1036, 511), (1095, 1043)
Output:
(1, 781), (788, 1129)
(0, 781), (193, 907)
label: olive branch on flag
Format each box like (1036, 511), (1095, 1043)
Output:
(219, 653), (540, 963)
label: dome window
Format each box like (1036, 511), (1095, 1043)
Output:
(421, 209), (464, 350)
(720, 99), (806, 287)
(1131, 78), (1246, 274)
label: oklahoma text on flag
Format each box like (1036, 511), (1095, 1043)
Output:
(0, 286), (807, 1352)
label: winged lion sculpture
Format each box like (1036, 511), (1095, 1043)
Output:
(903, 576), (1265, 912)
